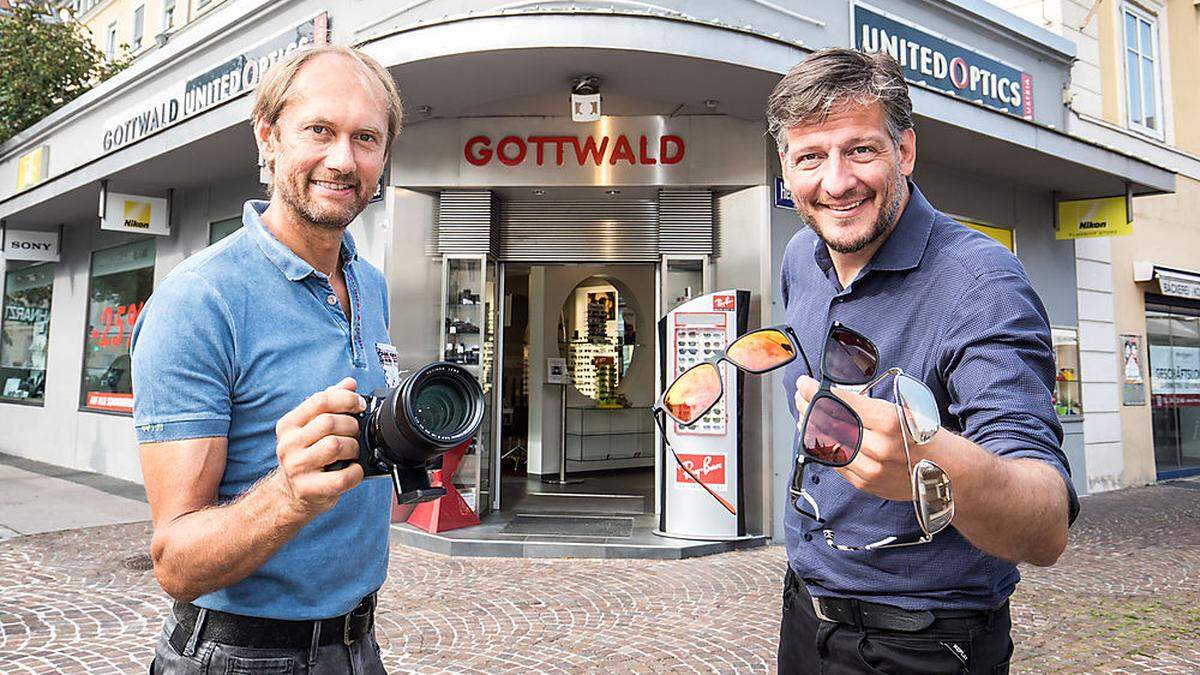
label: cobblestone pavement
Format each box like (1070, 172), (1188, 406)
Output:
(1, 480), (1198, 673)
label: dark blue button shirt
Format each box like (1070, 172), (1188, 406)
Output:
(780, 183), (1080, 611)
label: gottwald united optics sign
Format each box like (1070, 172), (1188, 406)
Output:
(854, 3), (1033, 120)
(101, 14), (328, 152)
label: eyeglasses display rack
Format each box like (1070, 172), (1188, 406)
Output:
(656, 289), (750, 540)
(440, 254), (497, 515)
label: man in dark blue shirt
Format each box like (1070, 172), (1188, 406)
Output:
(768, 49), (1078, 674)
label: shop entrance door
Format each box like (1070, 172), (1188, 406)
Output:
(1146, 298), (1200, 479)
(492, 263), (659, 515)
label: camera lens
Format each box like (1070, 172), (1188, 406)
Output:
(369, 362), (485, 467)
(413, 380), (468, 436)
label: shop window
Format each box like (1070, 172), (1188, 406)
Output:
(0, 263), (55, 405)
(1052, 326), (1082, 417)
(209, 215), (241, 244)
(1146, 300), (1200, 477)
(1122, 3), (1163, 138)
(955, 217), (1014, 253)
(80, 240), (155, 414)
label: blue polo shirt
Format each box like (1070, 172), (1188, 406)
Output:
(780, 183), (1080, 611)
(131, 200), (394, 620)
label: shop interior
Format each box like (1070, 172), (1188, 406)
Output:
(496, 264), (658, 517)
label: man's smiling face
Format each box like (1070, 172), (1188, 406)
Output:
(779, 101), (915, 255)
(258, 52), (389, 230)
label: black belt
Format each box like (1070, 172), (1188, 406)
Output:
(811, 594), (1007, 633)
(168, 594), (375, 652)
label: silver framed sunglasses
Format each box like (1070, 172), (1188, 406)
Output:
(813, 368), (956, 551)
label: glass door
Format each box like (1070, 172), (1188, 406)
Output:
(1147, 300), (1200, 478)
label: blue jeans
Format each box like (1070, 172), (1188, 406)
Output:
(150, 612), (388, 674)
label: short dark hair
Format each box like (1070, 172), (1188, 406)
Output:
(766, 48), (914, 152)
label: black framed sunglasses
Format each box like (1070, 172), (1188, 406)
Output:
(798, 321), (881, 467)
(651, 325), (809, 515)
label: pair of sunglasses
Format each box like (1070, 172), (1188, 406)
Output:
(651, 325), (808, 516)
(811, 368), (955, 550)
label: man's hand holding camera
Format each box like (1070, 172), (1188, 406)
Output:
(271, 377), (367, 516)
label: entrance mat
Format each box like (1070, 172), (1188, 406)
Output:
(502, 514), (634, 538)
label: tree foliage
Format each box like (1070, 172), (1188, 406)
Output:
(0, 0), (130, 145)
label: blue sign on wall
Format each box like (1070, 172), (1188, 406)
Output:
(774, 176), (795, 210)
(853, 3), (1033, 120)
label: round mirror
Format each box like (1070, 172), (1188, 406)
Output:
(557, 276), (639, 405)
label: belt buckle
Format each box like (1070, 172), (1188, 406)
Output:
(811, 597), (834, 623)
(343, 595), (374, 646)
(343, 612), (356, 646)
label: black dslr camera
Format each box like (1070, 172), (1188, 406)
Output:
(326, 362), (485, 504)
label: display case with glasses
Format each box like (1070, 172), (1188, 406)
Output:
(439, 254), (497, 514)
(1052, 326), (1082, 417)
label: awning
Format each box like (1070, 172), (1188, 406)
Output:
(1134, 261), (1200, 301)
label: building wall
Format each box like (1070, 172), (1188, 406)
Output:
(1109, 175), (1200, 485)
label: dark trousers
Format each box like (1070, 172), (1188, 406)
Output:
(778, 569), (1014, 674)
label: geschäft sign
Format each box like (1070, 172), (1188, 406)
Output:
(854, 2), (1033, 120)
(100, 13), (328, 153)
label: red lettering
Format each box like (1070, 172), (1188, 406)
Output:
(464, 136), (492, 166)
(572, 136), (609, 166)
(660, 135), (685, 164)
(496, 136), (526, 166)
(609, 135), (636, 165)
(528, 136), (552, 166)
(949, 57), (969, 89)
(639, 136), (657, 164)
(95, 306), (114, 347)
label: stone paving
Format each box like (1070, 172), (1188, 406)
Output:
(1, 480), (1198, 673)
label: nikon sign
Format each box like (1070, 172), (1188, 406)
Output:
(100, 13), (328, 153)
(101, 193), (170, 236)
(854, 2), (1033, 120)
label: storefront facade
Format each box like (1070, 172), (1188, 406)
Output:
(0, 0), (1176, 542)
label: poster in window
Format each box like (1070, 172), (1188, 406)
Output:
(81, 240), (155, 413)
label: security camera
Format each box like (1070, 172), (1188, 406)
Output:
(572, 76), (601, 97)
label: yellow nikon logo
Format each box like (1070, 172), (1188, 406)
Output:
(123, 200), (152, 229)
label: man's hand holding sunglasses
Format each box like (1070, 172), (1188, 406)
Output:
(794, 375), (926, 503)
(794, 370), (1071, 566)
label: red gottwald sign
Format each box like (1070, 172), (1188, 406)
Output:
(712, 294), (735, 311)
(464, 134), (685, 168)
(675, 453), (727, 487)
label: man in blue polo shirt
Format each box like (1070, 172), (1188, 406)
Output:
(768, 49), (1078, 673)
(132, 44), (404, 673)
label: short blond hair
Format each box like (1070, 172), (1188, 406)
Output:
(252, 43), (403, 148)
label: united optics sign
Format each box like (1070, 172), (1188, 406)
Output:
(101, 13), (328, 152)
(854, 3), (1033, 120)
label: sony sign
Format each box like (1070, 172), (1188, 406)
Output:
(2, 229), (60, 262)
